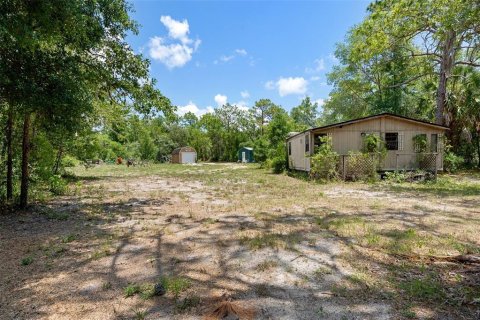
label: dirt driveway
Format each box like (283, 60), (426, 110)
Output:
(1, 164), (479, 319)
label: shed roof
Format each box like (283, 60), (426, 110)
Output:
(287, 112), (449, 140)
(240, 147), (253, 151)
(172, 146), (196, 155)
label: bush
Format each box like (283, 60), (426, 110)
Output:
(49, 175), (68, 195)
(271, 156), (286, 174)
(61, 155), (80, 167)
(444, 152), (464, 173)
(310, 136), (339, 180)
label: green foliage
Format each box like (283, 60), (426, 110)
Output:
(270, 156), (287, 174)
(21, 256), (34, 266)
(61, 155), (80, 168)
(49, 175), (68, 195)
(290, 97), (319, 130)
(444, 152), (464, 173)
(361, 133), (385, 155)
(413, 134), (428, 153)
(160, 276), (191, 300)
(310, 136), (339, 180)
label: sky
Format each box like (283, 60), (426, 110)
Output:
(127, 0), (371, 117)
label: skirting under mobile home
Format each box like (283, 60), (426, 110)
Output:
(287, 113), (449, 173)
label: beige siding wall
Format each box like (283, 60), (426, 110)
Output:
(289, 115), (447, 172)
(288, 132), (310, 171)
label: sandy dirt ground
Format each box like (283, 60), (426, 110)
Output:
(0, 164), (478, 320)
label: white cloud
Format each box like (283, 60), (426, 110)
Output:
(160, 16), (190, 44)
(314, 98), (325, 107)
(310, 76), (321, 81)
(235, 49), (247, 56)
(305, 58), (325, 73)
(265, 81), (275, 90)
(233, 101), (249, 111)
(214, 94), (228, 107)
(177, 101), (214, 117)
(148, 16), (200, 69)
(276, 77), (309, 96)
(220, 55), (235, 62)
(215, 48), (249, 64)
(240, 90), (250, 99)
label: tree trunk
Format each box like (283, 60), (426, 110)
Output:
(435, 31), (456, 125)
(20, 112), (31, 209)
(52, 145), (63, 175)
(6, 105), (14, 201)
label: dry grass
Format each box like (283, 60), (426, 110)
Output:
(0, 163), (479, 319)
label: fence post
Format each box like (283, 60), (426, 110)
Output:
(434, 153), (437, 180)
(342, 155), (346, 180)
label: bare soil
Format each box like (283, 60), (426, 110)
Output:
(0, 164), (479, 320)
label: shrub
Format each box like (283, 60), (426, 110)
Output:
(49, 175), (68, 195)
(310, 136), (339, 180)
(384, 171), (407, 183)
(444, 152), (464, 173)
(61, 155), (80, 167)
(270, 156), (286, 174)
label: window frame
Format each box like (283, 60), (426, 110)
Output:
(431, 133), (438, 153)
(288, 141), (292, 156)
(305, 134), (310, 153)
(385, 132), (399, 151)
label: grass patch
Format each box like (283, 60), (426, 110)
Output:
(240, 231), (302, 250)
(175, 295), (201, 313)
(132, 308), (147, 320)
(313, 265), (333, 280)
(160, 276), (191, 300)
(399, 274), (444, 301)
(255, 260), (278, 271)
(40, 208), (69, 221)
(21, 256), (34, 266)
(387, 176), (480, 197)
(61, 234), (77, 243)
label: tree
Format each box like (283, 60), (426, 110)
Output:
(354, 0), (480, 125)
(0, 0), (172, 207)
(252, 99), (277, 135)
(290, 97), (319, 130)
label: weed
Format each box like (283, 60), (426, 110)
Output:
(160, 276), (191, 300)
(255, 260), (278, 271)
(399, 275), (444, 301)
(21, 256), (34, 266)
(175, 295), (200, 313)
(313, 266), (333, 280)
(241, 232), (302, 250)
(61, 234), (76, 243)
(132, 308), (147, 320)
(102, 282), (112, 290)
(124, 284), (141, 297)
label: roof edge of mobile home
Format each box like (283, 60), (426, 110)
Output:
(287, 113), (449, 141)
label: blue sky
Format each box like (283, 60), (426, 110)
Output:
(127, 0), (370, 116)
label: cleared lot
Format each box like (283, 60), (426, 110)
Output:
(1, 164), (479, 319)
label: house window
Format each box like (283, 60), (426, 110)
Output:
(305, 135), (310, 153)
(385, 132), (398, 150)
(288, 142), (292, 155)
(414, 134), (427, 152)
(431, 134), (438, 152)
(314, 133), (327, 148)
